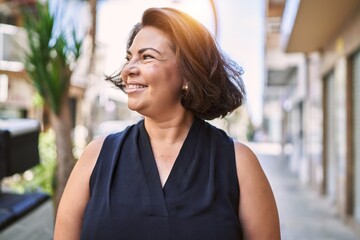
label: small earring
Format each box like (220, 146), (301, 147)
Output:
(182, 84), (189, 91)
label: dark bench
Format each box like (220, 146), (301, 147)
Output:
(0, 192), (49, 231)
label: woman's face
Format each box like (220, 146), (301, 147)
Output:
(121, 26), (184, 119)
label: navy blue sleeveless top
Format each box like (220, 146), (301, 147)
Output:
(81, 118), (242, 239)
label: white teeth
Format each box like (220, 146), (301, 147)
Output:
(127, 84), (146, 89)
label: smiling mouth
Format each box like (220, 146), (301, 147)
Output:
(126, 84), (147, 93)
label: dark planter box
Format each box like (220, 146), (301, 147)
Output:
(0, 119), (41, 179)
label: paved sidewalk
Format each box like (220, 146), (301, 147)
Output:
(248, 142), (360, 240)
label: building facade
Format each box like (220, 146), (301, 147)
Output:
(266, 0), (360, 231)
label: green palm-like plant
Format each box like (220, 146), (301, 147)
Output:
(22, 1), (82, 209)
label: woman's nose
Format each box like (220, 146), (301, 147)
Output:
(121, 60), (140, 80)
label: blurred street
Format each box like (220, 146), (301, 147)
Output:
(249, 142), (360, 240)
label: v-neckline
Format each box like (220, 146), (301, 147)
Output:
(138, 118), (201, 217)
(140, 118), (198, 190)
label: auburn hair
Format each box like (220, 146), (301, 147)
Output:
(107, 7), (246, 120)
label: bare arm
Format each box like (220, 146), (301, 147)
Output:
(234, 141), (280, 240)
(53, 137), (105, 240)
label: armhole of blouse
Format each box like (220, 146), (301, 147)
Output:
(88, 134), (112, 193)
(232, 140), (241, 211)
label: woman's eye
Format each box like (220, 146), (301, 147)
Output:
(125, 56), (131, 62)
(142, 54), (153, 60)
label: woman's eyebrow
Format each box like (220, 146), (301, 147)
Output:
(138, 47), (162, 55)
(126, 47), (162, 57)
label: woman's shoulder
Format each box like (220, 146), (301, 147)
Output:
(232, 141), (265, 182)
(86, 136), (106, 153)
(77, 136), (106, 170)
(82, 123), (140, 169)
(89, 121), (140, 154)
(233, 141), (257, 161)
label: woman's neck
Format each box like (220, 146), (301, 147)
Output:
(144, 112), (194, 144)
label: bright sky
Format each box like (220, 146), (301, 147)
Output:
(50, 0), (265, 127)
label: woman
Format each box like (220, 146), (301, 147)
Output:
(54, 7), (280, 240)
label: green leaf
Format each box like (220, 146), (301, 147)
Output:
(22, 0), (82, 116)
